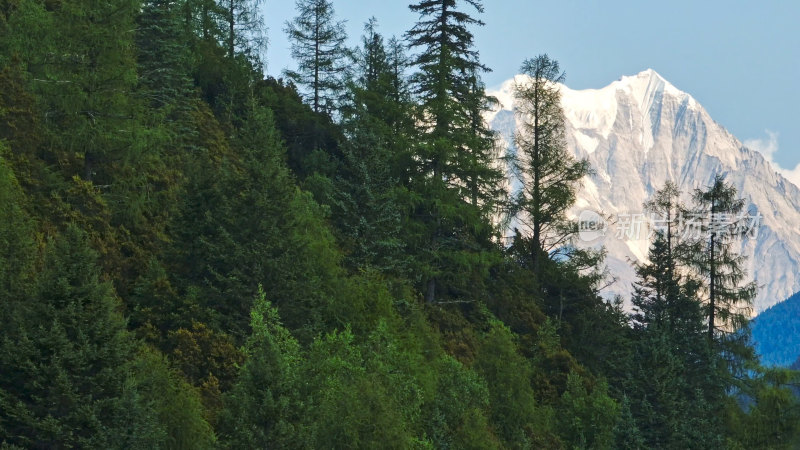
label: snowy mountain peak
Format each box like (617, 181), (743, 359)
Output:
(619, 69), (699, 114)
(488, 71), (800, 313)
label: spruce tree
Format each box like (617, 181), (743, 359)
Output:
(405, 0), (503, 302)
(686, 175), (758, 398)
(136, 0), (196, 111)
(29, 0), (141, 185)
(331, 20), (411, 273)
(170, 105), (342, 339)
(0, 150), (36, 302)
(217, 287), (304, 448)
(0, 226), (163, 448)
(628, 183), (726, 448)
(631, 183), (700, 334)
(285, 0), (348, 114)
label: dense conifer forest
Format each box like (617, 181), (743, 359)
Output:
(1, 0), (798, 447)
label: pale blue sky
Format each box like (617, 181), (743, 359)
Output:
(264, 0), (800, 173)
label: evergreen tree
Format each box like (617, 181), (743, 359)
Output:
(170, 104), (343, 340)
(557, 372), (619, 450)
(301, 328), (421, 448)
(405, 0), (503, 303)
(217, 287), (305, 448)
(613, 396), (646, 450)
(510, 54), (590, 276)
(181, 0), (226, 43)
(131, 347), (217, 449)
(28, 0), (141, 185)
(331, 20), (412, 273)
(726, 367), (800, 449)
(628, 184), (726, 448)
(221, 0), (266, 62)
(474, 322), (553, 447)
(425, 355), (499, 448)
(285, 0), (348, 114)
(0, 150), (36, 302)
(136, 0), (196, 111)
(690, 175), (757, 350)
(0, 226), (163, 448)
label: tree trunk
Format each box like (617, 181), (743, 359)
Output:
(425, 278), (436, 304)
(708, 198), (716, 341)
(532, 81), (542, 277)
(228, 0), (235, 58)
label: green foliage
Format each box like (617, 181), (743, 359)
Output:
(285, 0), (348, 114)
(474, 321), (554, 448)
(169, 104), (343, 339)
(131, 347), (217, 449)
(425, 355), (498, 449)
(612, 396), (646, 450)
(405, 0), (503, 303)
(220, 0), (266, 62)
(557, 372), (619, 450)
(302, 327), (423, 448)
(217, 287), (305, 448)
(330, 20), (412, 274)
(0, 226), (163, 448)
(690, 175), (758, 368)
(166, 321), (245, 419)
(510, 54), (591, 275)
(725, 368), (800, 449)
(625, 184), (731, 449)
(254, 77), (344, 179)
(0, 0), (786, 446)
(0, 150), (36, 300)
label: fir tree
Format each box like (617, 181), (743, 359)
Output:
(136, 0), (196, 111)
(685, 175), (758, 400)
(405, 0), (503, 302)
(331, 20), (411, 273)
(217, 286), (304, 448)
(628, 184), (727, 448)
(0, 226), (163, 448)
(0, 150), (36, 301)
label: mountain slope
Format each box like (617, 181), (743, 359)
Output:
(488, 70), (800, 312)
(751, 291), (800, 366)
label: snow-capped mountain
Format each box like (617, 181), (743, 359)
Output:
(487, 69), (800, 313)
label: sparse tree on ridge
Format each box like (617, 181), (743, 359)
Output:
(222, 0), (267, 63)
(510, 54), (590, 276)
(285, 0), (348, 114)
(690, 175), (757, 344)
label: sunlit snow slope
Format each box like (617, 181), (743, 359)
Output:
(488, 69), (800, 313)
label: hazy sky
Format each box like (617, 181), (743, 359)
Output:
(264, 0), (800, 176)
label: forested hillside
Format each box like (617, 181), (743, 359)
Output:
(1, 0), (798, 448)
(753, 291), (800, 367)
